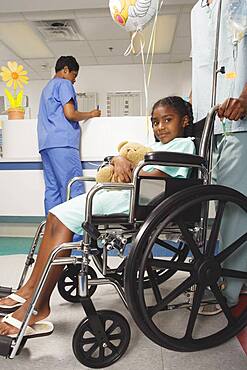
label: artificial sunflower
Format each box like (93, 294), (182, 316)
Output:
(0, 61), (29, 90)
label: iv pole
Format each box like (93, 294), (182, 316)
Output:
(206, 0), (224, 183)
(210, 0), (223, 108)
(211, 0), (225, 108)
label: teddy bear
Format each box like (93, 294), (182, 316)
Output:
(96, 140), (152, 183)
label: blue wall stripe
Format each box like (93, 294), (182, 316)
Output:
(0, 161), (101, 170)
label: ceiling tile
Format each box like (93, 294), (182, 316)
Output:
(176, 14), (191, 37)
(0, 0), (109, 13)
(0, 41), (18, 60)
(131, 53), (171, 64)
(160, 5), (181, 14)
(139, 15), (177, 54)
(0, 22), (53, 58)
(23, 58), (55, 74)
(74, 9), (109, 18)
(151, 54), (171, 64)
(171, 36), (191, 55)
(170, 54), (191, 63)
(74, 55), (98, 66)
(0, 57), (33, 74)
(0, 13), (25, 21)
(77, 17), (129, 41)
(46, 41), (94, 57)
(21, 62), (45, 80)
(24, 10), (75, 21)
(96, 55), (133, 65)
(182, 4), (196, 13)
(0, 1), (196, 68)
(166, 0), (195, 4)
(89, 39), (130, 57)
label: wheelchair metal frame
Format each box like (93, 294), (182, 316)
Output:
(2, 105), (246, 364)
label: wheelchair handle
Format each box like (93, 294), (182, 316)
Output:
(199, 104), (219, 160)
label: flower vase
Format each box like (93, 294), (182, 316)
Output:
(7, 108), (25, 120)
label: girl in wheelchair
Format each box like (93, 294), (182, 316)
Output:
(0, 96), (196, 337)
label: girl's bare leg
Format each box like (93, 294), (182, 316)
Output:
(0, 213), (74, 336)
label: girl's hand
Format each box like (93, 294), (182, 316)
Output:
(111, 156), (133, 183)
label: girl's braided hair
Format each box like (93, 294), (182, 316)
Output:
(151, 96), (194, 141)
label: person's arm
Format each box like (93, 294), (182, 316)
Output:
(63, 100), (101, 122)
(139, 168), (168, 178)
(110, 156), (133, 183)
(218, 83), (247, 121)
(189, 90), (192, 105)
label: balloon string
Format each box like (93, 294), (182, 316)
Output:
(142, 0), (163, 142)
(124, 0), (165, 142)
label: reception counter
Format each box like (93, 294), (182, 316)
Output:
(0, 117), (152, 217)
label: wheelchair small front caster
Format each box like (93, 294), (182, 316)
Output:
(57, 265), (97, 303)
(72, 310), (130, 368)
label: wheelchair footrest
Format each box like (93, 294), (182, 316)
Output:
(0, 286), (12, 298)
(0, 335), (13, 357)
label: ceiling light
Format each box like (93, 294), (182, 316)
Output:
(0, 22), (53, 58)
(133, 15), (177, 54)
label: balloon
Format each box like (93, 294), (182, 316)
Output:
(109, 0), (160, 32)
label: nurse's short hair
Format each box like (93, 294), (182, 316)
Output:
(55, 56), (79, 73)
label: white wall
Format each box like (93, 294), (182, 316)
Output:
(75, 61), (192, 115)
(0, 80), (48, 119)
(0, 61), (192, 118)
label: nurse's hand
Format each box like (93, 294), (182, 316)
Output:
(218, 97), (247, 121)
(111, 156), (133, 183)
(90, 109), (101, 118)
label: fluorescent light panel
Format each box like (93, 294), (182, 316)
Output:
(135, 15), (177, 54)
(0, 22), (53, 58)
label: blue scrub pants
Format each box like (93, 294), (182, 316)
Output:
(213, 132), (247, 306)
(40, 147), (85, 216)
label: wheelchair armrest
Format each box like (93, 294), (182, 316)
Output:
(144, 151), (206, 167)
(67, 176), (96, 201)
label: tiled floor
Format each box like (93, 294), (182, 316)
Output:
(0, 255), (246, 370)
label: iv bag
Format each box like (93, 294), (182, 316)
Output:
(227, 0), (247, 43)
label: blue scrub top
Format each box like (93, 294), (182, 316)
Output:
(37, 77), (81, 152)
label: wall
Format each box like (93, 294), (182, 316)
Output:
(0, 61), (192, 118)
(0, 116), (153, 217)
(0, 80), (47, 119)
(75, 61), (192, 115)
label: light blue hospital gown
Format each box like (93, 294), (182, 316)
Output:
(50, 137), (195, 235)
(191, 0), (247, 305)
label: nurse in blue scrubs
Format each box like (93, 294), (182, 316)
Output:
(37, 56), (101, 215)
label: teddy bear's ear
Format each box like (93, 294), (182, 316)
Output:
(117, 140), (128, 152)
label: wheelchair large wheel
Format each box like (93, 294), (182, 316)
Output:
(72, 310), (130, 368)
(125, 184), (247, 351)
(57, 265), (97, 303)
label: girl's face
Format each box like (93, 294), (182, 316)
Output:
(152, 104), (189, 144)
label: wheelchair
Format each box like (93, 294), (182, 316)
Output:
(0, 105), (246, 368)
